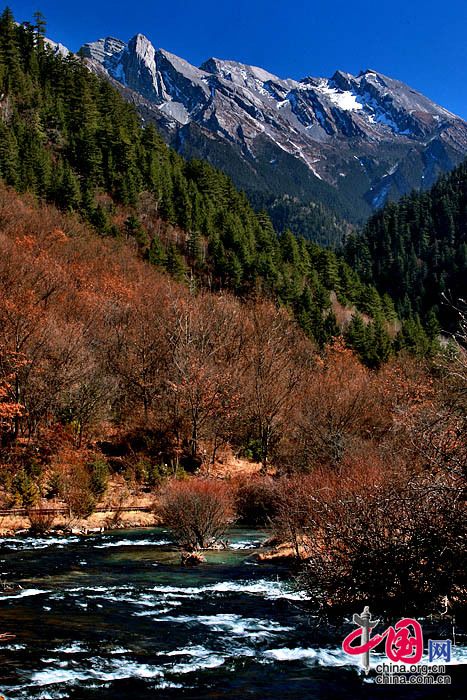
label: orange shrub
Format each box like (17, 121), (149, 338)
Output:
(158, 478), (235, 550)
(234, 476), (280, 526)
(273, 460), (465, 614)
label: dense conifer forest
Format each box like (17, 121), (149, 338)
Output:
(345, 161), (467, 333)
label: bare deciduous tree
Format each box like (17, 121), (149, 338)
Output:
(158, 478), (235, 550)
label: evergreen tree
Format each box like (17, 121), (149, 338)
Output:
(345, 313), (368, 362)
(166, 243), (187, 280)
(55, 162), (81, 211)
(125, 215), (149, 248)
(91, 204), (110, 235)
(426, 309), (440, 341)
(148, 235), (167, 267)
(366, 315), (392, 368)
(0, 8), (22, 91)
(33, 10), (46, 50)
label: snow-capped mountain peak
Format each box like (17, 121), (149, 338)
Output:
(44, 36), (70, 58)
(129, 33), (156, 70)
(78, 32), (467, 219)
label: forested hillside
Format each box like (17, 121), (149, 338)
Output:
(0, 184), (462, 509)
(345, 161), (467, 332)
(0, 7), (426, 367)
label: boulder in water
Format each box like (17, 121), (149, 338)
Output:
(181, 551), (206, 566)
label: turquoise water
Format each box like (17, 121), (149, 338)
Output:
(0, 528), (465, 699)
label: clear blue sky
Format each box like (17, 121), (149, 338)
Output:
(7, 0), (467, 118)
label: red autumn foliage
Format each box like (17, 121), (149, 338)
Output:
(158, 478), (235, 550)
(233, 476), (280, 526)
(272, 452), (465, 613)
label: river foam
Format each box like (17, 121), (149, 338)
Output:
(93, 538), (171, 548)
(0, 536), (80, 550)
(158, 612), (292, 637)
(149, 578), (309, 600)
(0, 588), (49, 600)
(264, 646), (362, 667)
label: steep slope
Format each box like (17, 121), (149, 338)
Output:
(345, 161), (467, 331)
(79, 33), (467, 238)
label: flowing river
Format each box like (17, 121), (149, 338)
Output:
(0, 528), (465, 699)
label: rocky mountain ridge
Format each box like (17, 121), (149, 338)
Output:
(77, 32), (467, 235)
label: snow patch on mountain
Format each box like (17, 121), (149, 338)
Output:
(132, 34), (157, 78)
(44, 37), (70, 58)
(159, 100), (190, 125)
(315, 81), (363, 112)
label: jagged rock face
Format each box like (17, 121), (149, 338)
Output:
(80, 36), (125, 64)
(81, 33), (467, 221)
(44, 37), (70, 58)
(81, 34), (211, 110)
